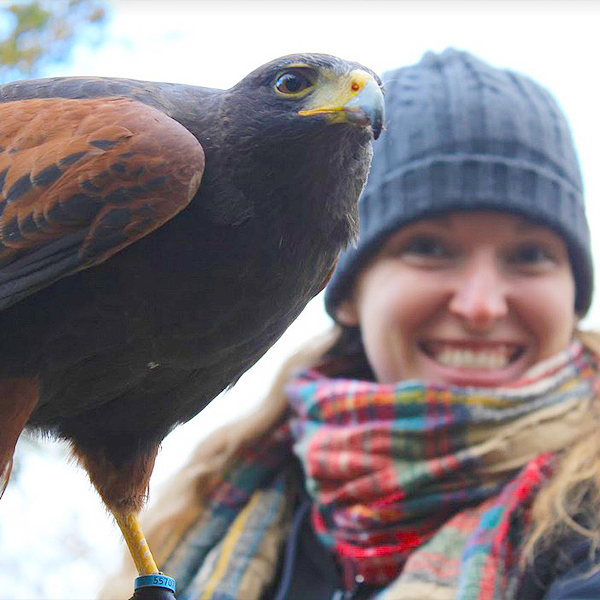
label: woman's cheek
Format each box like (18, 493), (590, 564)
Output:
(511, 277), (576, 360)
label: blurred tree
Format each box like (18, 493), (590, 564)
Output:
(0, 0), (108, 83)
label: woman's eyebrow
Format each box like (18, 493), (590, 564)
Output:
(413, 215), (452, 229)
(514, 220), (548, 233)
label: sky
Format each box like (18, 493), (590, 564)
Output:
(2, 1), (600, 598)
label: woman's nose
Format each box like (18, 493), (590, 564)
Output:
(448, 253), (508, 330)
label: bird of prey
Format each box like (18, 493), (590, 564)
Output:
(0, 53), (383, 594)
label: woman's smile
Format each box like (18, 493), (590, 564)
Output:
(417, 339), (530, 386)
(419, 340), (523, 369)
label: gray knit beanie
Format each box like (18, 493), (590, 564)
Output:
(325, 48), (592, 317)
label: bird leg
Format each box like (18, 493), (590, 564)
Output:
(0, 379), (39, 497)
(111, 509), (159, 575)
(71, 439), (161, 575)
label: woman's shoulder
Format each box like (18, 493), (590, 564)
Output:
(519, 535), (600, 600)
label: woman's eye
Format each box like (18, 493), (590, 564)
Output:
(508, 244), (554, 265)
(274, 70), (314, 95)
(401, 236), (451, 259)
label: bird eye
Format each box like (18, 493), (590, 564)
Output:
(274, 69), (315, 95)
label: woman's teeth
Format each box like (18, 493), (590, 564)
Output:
(434, 346), (515, 370)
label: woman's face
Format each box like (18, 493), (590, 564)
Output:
(337, 211), (577, 386)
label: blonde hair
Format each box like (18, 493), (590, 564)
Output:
(523, 329), (600, 561)
(100, 327), (600, 598)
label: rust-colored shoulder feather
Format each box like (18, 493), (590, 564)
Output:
(0, 97), (204, 309)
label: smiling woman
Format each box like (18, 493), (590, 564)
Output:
(103, 48), (600, 600)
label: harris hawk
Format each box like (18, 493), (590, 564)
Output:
(0, 53), (384, 596)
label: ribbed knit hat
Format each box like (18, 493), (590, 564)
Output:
(325, 48), (592, 317)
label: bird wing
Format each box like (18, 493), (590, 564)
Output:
(0, 96), (204, 310)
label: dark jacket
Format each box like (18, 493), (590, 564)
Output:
(271, 499), (600, 600)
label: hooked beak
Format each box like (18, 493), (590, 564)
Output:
(297, 69), (385, 139)
(342, 78), (384, 139)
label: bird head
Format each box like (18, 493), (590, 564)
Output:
(228, 53), (384, 140)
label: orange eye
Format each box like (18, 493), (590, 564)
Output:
(274, 70), (315, 95)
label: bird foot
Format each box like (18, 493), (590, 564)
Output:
(129, 587), (177, 600)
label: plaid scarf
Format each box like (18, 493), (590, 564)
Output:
(162, 342), (598, 600)
(286, 341), (599, 596)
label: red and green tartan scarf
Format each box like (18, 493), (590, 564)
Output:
(286, 341), (599, 598)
